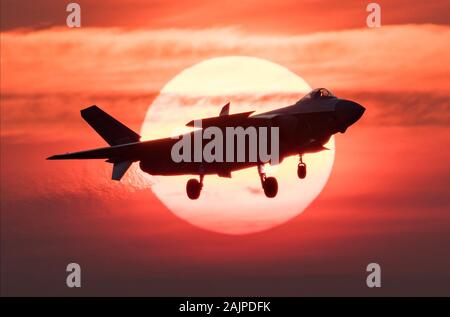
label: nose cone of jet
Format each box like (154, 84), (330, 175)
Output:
(335, 99), (365, 131)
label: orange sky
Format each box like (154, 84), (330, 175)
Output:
(1, 0), (450, 296)
(2, 0), (450, 33)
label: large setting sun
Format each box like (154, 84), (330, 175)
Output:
(134, 56), (335, 234)
(2, 0), (449, 299)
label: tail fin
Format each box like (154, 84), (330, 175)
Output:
(80, 105), (140, 180)
(219, 102), (230, 116)
(112, 160), (133, 181)
(81, 105), (140, 145)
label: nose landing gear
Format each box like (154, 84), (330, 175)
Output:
(258, 165), (278, 198)
(186, 175), (204, 200)
(297, 155), (307, 179)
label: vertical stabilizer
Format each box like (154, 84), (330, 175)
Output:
(219, 102), (230, 116)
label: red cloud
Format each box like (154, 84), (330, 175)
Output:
(1, 24), (449, 95)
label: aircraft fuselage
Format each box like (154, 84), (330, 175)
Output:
(48, 88), (365, 198)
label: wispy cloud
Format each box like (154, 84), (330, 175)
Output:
(2, 0), (449, 33)
(2, 89), (448, 146)
(1, 24), (449, 94)
(340, 90), (450, 126)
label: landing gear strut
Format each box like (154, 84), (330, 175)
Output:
(258, 165), (278, 198)
(297, 155), (307, 179)
(186, 174), (204, 200)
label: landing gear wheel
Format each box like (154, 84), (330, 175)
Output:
(297, 163), (307, 179)
(186, 178), (202, 200)
(263, 177), (278, 198)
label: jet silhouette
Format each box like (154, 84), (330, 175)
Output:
(48, 88), (365, 199)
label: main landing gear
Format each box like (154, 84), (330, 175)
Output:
(186, 160), (299, 199)
(186, 175), (204, 200)
(258, 165), (278, 198)
(297, 155), (307, 179)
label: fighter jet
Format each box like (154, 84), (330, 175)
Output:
(48, 88), (365, 199)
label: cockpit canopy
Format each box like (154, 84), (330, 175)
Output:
(301, 88), (335, 101)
